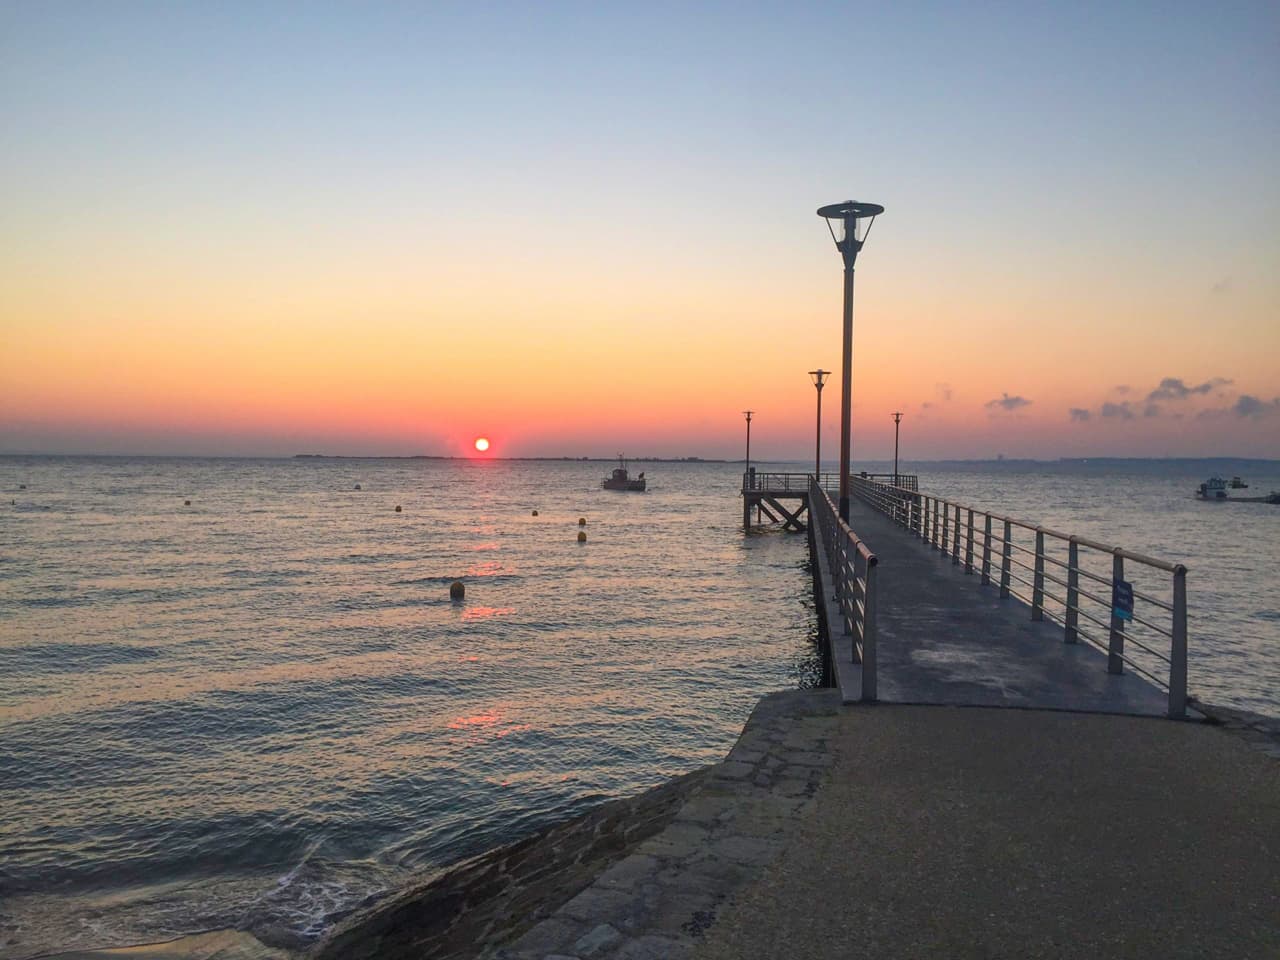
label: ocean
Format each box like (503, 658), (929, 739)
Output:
(2, 455), (1277, 957)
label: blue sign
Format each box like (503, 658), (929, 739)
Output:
(1113, 579), (1134, 621)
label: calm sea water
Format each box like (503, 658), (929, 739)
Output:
(2, 455), (1277, 956)
(1, 457), (821, 957)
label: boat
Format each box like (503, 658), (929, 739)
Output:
(1229, 476), (1248, 489)
(1195, 476), (1229, 500)
(602, 455), (646, 491)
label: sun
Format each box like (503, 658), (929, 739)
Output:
(474, 437), (490, 452)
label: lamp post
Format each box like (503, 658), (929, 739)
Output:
(809, 370), (829, 483)
(743, 410), (753, 488)
(892, 411), (903, 485)
(817, 200), (883, 522)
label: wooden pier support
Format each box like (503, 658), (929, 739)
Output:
(742, 472), (811, 532)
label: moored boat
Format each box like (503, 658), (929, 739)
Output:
(602, 455), (646, 491)
(1195, 476), (1229, 500)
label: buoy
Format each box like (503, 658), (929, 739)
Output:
(577, 531), (587, 543)
(19, 484), (26, 490)
(449, 580), (465, 600)
(395, 505), (402, 513)
(578, 517), (586, 526)
(532, 509), (538, 516)
(354, 483), (362, 490)
(184, 500), (191, 506)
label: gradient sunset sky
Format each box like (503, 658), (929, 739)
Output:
(3, 2), (1278, 460)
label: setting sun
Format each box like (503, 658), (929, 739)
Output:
(474, 437), (490, 452)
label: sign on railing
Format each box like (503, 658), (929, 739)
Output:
(849, 476), (1190, 718)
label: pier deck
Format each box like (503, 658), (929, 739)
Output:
(825, 496), (1180, 716)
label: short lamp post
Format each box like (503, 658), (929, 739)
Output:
(743, 410), (753, 488)
(817, 200), (883, 522)
(809, 370), (829, 483)
(892, 411), (903, 486)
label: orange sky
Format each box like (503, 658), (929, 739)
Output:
(3, 5), (1278, 459)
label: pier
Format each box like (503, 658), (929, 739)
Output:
(745, 469), (1191, 717)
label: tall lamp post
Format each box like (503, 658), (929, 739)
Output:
(809, 370), (829, 482)
(743, 410), (753, 488)
(892, 411), (903, 485)
(817, 200), (883, 522)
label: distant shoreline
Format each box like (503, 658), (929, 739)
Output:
(2, 453), (1278, 466)
(291, 454), (729, 463)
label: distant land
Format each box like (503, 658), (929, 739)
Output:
(292, 454), (729, 463)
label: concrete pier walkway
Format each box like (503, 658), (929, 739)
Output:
(693, 701), (1280, 960)
(828, 497), (1178, 716)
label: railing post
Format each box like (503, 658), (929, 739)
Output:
(1169, 565), (1188, 718)
(980, 514), (992, 585)
(940, 502), (948, 555)
(862, 555), (878, 702)
(1108, 551), (1126, 674)
(1032, 528), (1045, 620)
(851, 542), (863, 662)
(1065, 538), (1079, 643)
(964, 509), (974, 574)
(999, 520), (1012, 598)
(952, 507), (961, 565)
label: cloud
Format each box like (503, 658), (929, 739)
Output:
(1143, 403), (1161, 418)
(1233, 395), (1280, 418)
(1147, 376), (1233, 402)
(1113, 385), (1131, 395)
(1068, 408), (1091, 422)
(1101, 401), (1135, 420)
(985, 393), (1032, 413)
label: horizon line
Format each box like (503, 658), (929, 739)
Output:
(3, 452), (1279, 464)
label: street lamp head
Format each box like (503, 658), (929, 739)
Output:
(743, 410), (753, 422)
(809, 369), (830, 390)
(817, 200), (884, 268)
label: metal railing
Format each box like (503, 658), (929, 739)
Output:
(810, 479), (878, 701)
(849, 476), (1190, 718)
(744, 471), (918, 493)
(742, 471), (812, 492)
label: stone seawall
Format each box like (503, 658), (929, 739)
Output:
(311, 688), (844, 960)
(310, 766), (713, 959)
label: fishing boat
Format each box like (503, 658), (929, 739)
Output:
(1195, 476), (1229, 500)
(602, 455), (646, 492)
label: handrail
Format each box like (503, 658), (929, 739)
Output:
(809, 478), (878, 702)
(849, 475), (1190, 718)
(744, 471), (918, 494)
